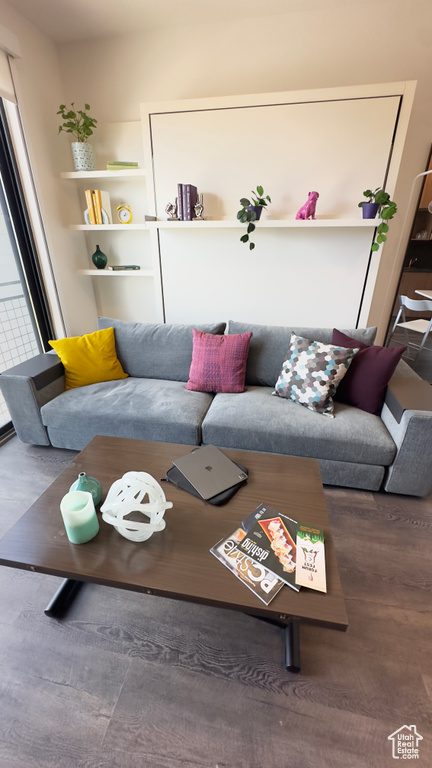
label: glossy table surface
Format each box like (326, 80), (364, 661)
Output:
(0, 436), (348, 630)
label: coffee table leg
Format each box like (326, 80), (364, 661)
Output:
(44, 578), (83, 618)
(285, 619), (301, 673)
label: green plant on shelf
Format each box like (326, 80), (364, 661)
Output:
(358, 187), (397, 252)
(57, 103), (98, 143)
(236, 185), (272, 250)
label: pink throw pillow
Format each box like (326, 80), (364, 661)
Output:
(186, 329), (252, 393)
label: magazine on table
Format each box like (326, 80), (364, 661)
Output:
(210, 525), (285, 605)
(234, 503), (300, 592)
(295, 523), (327, 593)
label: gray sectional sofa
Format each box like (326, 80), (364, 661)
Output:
(2, 317), (432, 497)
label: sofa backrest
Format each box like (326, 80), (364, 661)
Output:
(97, 317), (226, 381)
(228, 320), (377, 387)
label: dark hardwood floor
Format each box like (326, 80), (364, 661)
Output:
(0, 436), (431, 767)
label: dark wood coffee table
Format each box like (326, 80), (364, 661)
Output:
(0, 436), (347, 672)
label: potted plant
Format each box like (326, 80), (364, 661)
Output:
(57, 102), (98, 171)
(237, 185), (271, 250)
(358, 187), (397, 252)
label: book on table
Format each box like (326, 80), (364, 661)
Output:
(295, 523), (327, 593)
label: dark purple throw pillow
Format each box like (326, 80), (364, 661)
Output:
(331, 329), (406, 415)
(186, 329), (252, 393)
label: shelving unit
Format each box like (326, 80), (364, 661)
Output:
(61, 156), (164, 322)
(146, 218), (378, 229)
(78, 269), (153, 277)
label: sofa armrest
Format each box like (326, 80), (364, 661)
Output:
(0, 353), (65, 445)
(381, 374), (432, 496)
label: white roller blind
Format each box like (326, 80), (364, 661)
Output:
(0, 49), (16, 103)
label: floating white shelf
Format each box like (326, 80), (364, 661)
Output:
(71, 223), (148, 231)
(146, 218), (378, 229)
(78, 269), (153, 277)
(61, 169), (146, 180)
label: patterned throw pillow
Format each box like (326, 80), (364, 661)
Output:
(273, 333), (359, 417)
(186, 329), (252, 393)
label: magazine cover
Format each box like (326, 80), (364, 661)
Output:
(295, 523), (327, 592)
(234, 503), (300, 592)
(210, 526), (285, 605)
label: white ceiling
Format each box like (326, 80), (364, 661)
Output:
(6, 0), (357, 43)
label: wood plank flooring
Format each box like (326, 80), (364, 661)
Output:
(0, 436), (431, 768)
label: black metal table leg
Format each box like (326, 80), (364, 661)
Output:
(44, 579), (83, 618)
(285, 618), (301, 673)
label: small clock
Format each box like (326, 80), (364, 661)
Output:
(116, 204), (133, 224)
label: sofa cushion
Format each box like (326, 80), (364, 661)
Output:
(227, 321), (377, 387)
(41, 377), (214, 451)
(273, 333), (358, 417)
(97, 317), (226, 381)
(48, 327), (128, 390)
(331, 328), (406, 415)
(201, 386), (396, 466)
(186, 329), (252, 393)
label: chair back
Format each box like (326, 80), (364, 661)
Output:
(399, 295), (432, 313)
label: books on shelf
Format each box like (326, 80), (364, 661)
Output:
(176, 183), (198, 220)
(84, 190), (112, 224)
(106, 161), (140, 170)
(107, 265), (140, 270)
(210, 503), (327, 605)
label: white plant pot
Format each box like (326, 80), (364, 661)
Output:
(71, 142), (95, 172)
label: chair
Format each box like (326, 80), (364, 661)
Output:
(388, 295), (432, 361)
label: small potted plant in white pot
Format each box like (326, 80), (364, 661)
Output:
(236, 185), (271, 250)
(57, 102), (98, 171)
(358, 187), (397, 252)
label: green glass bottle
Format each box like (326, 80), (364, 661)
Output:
(69, 471), (103, 505)
(91, 244), (107, 270)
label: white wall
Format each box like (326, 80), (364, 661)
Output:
(54, 1), (432, 339)
(0, 0), (97, 337)
(3, 0), (432, 338)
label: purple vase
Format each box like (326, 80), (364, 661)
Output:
(362, 202), (379, 219)
(247, 205), (263, 220)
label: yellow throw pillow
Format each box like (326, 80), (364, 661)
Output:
(49, 327), (128, 390)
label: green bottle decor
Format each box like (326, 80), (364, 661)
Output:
(91, 244), (107, 270)
(69, 471), (103, 505)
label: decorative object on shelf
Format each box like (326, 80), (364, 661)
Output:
(358, 187), (397, 252)
(100, 471), (173, 542)
(91, 244), (108, 270)
(116, 204), (133, 224)
(236, 185), (272, 250)
(60, 490), (100, 544)
(107, 265), (140, 270)
(84, 209), (109, 225)
(69, 471), (103, 505)
(57, 102), (97, 172)
(295, 191), (319, 220)
(106, 160), (140, 171)
(193, 193), (204, 220)
(165, 199), (178, 220)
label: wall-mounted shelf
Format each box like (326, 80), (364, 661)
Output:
(146, 218), (378, 229)
(71, 223), (149, 231)
(78, 269), (153, 277)
(61, 170), (146, 180)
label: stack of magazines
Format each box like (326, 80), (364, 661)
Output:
(210, 503), (327, 604)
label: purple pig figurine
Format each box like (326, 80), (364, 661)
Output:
(296, 191), (319, 220)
